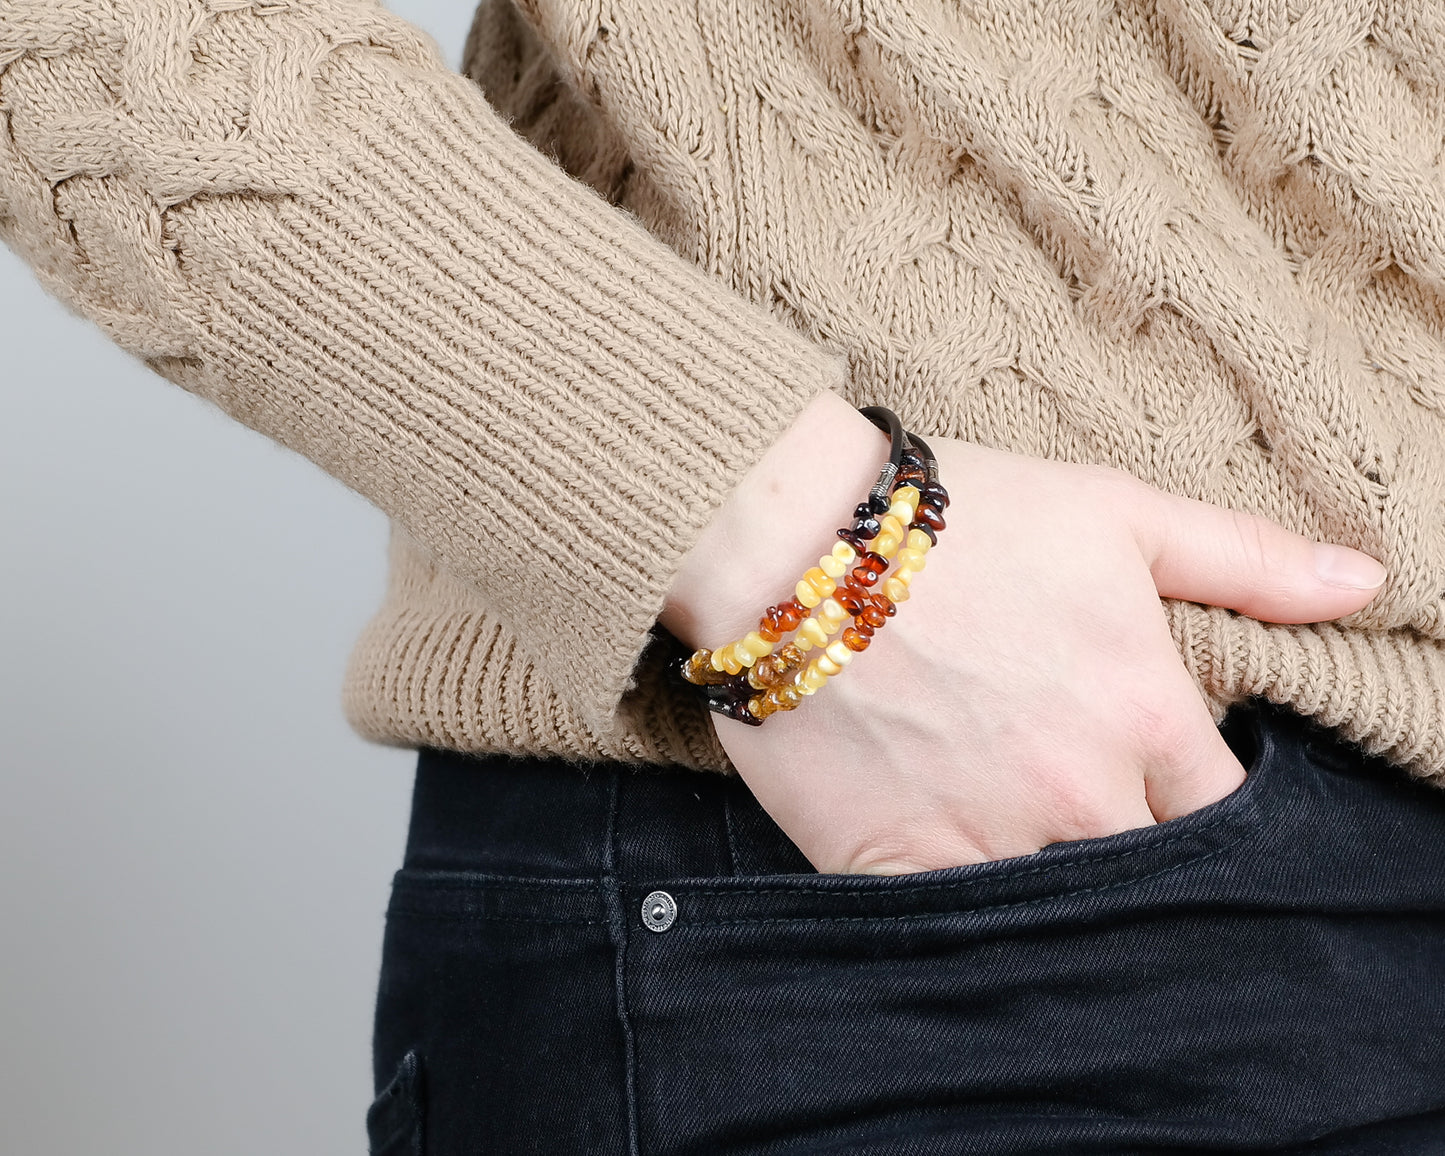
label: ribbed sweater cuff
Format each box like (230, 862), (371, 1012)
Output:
(0, 4), (849, 735)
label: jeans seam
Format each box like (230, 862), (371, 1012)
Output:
(683, 810), (1269, 928)
(604, 772), (643, 1156)
(678, 798), (1254, 900)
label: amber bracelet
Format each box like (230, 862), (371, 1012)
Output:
(677, 406), (949, 726)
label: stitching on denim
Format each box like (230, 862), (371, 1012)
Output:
(680, 796), (1255, 900)
(392, 872), (597, 892)
(686, 814), (1263, 927)
(384, 906), (604, 926)
(605, 774), (643, 1156)
(722, 791), (741, 877)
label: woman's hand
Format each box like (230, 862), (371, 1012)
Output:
(661, 392), (1387, 875)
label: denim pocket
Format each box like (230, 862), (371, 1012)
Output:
(642, 699), (1284, 929)
(367, 1050), (424, 1156)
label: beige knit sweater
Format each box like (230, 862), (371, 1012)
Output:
(5, 0), (1445, 784)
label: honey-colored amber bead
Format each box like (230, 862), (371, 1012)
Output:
(798, 617), (829, 649)
(802, 663), (829, 691)
(741, 631), (774, 659)
(819, 553), (847, 579)
(893, 485), (921, 515)
(722, 649), (746, 674)
(897, 548), (927, 572)
(815, 653), (842, 677)
(906, 528), (933, 553)
(878, 514), (906, 540)
(873, 532), (901, 559)
(747, 655), (784, 689)
(795, 580), (822, 608)
(747, 693), (781, 720)
(859, 604), (887, 629)
(777, 642), (804, 669)
(831, 541), (858, 566)
(682, 651), (732, 685)
(819, 598), (847, 624)
(915, 506), (946, 532)
(883, 577), (911, 602)
(824, 640), (853, 668)
(804, 567), (835, 597)
(710, 647), (729, 672)
(767, 684), (803, 710)
(842, 626), (871, 651)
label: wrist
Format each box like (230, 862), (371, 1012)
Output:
(659, 389), (893, 650)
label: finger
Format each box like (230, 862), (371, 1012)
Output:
(1135, 678), (1249, 823)
(1119, 478), (1386, 624)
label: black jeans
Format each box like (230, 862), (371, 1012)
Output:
(369, 698), (1445, 1154)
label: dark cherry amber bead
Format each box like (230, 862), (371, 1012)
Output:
(836, 588), (867, 615)
(921, 482), (950, 509)
(842, 627), (871, 652)
(853, 502), (875, 520)
(858, 551), (889, 574)
(837, 528), (868, 551)
(867, 492), (891, 516)
(850, 565), (880, 588)
(853, 516), (881, 539)
(897, 468), (927, 486)
(859, 604), (887, 629)
(915, 505), (946, 532)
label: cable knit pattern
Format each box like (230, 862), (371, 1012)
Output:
(6, 0), (1445, 781)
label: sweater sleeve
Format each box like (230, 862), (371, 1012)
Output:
(0, 1), (849, 737)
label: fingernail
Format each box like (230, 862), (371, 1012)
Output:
(1314, 545), (1387, 589)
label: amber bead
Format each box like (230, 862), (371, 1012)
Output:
(837, 528), (868, 551)
(842, 626), (871, 652)
(896, 468), (927, 487)
(758, 621), (782, 643)
(921, 482), (950, 509)
(836, 588), (867, 615)
(681, 651), (732, 686)
(851, 617), (875, 636)
(915, 505), (946, 532)
(911, 522), (937, 547)
(778, 601), (806, 631)
(850, 565), (880, 588)
(858, 551), (889, 574)
(804, 567), (836, 596)
(859, 604), (887, 629)
(777, 642), (804, 668)
(874, 594), (897, 617)
(853, 516), (881, 539)
(747, 654), (788, 690)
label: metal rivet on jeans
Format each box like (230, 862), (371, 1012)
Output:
(641, 890), (677, 932)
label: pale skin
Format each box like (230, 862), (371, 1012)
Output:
(659, 388), (1388, 875)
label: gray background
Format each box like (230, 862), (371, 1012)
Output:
(1, 4), (480, 1152)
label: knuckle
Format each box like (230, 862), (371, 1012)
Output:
(1228, 508), (1276, 572)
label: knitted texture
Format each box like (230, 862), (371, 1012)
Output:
(6, 0), (1445, 781)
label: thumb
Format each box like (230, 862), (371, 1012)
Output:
(1124, 482), (1386, 624)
